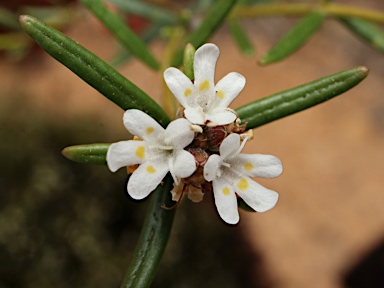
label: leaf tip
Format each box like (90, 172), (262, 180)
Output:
(358, 66), (369, 76)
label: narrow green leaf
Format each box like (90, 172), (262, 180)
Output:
(236, 66), (369, 129)
(62, 144), (110, 165)
(172, 0), (238, 67)
(228, 18), (254, 56)
(19, 15), (170, 127)
(109, 0), (178, 25)
(259, 11), (325, 65)
(120, 175), (175, 288)
(183, 43), (196, 80)
(110, 23), (162, 67)
(341, 17), (384, 54)
(80, 0), (160, 70)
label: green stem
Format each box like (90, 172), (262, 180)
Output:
(120, 175), (176, 288)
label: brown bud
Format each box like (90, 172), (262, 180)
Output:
(204, 125), (228, 151)
(191, 132), (208, 149)
(185, 147), (209, 166)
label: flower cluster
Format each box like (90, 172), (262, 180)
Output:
(107, 43), (282, 224)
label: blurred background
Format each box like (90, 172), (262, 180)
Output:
(1, 0), (384, 287)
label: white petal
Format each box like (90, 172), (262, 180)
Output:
(234, 154), (283, 178)
(127, 159), (169, 200)
(215, 72), (246, 107)
(219, 133), (240, 160)
(169, 149), (196, 181)
(184, 107), (206, 125)
(235, 177), (279, 212)
(206, 107), (237, 125)
(194, 44), (219, 99)
(123, 109), (164, 142)
(163, 67), (195, 108)
(164, 118), (195, 149)
(212, 178), (239, 224)
(203, 154), (222, 182)
(107, 140), (148, 172)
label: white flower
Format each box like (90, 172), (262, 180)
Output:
(107, 109), (197, 200)
(164, 43), (246, 126)
(203, 133), (282, 224)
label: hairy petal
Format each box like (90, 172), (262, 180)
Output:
(204, 154), (222, 182)
(184, 107), (206, 125)
(163, 67), (195, 108)
(234, 154), (283, 178)
(164, 118), (195, 148)
(212, 178), (239, 224)
(235, 177), (279, 212)
(215, 72), (246, 107)
(127, 159), (169, 200)
(219, 133), (240, 159)
(123, 109), (164, 142)
(194, 44), (219, 100)
(170, 149), (196, 182)
(207, 107), (237, 125)
(107, 140), (148, 172)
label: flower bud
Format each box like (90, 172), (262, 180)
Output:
(204, 125), (228, 151)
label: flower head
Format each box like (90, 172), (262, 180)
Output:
(204, 133), (283, 224)
(107, 109), (197, 200)
(164, 43), (246, 126)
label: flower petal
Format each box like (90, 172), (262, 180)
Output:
(235, 177), (279, 212)
(123, 109), (164, 142)
(169, 149), (196, 181)
(127, 159), (169, 200)
(203, 154), (222, 182)
(163, 67), (195, 108)
(219, 133), (240, 159)
(194, 43), (219, 99)
(234, 154), (283, 178)
(215, 72), (246, 107)
(212, 178), (239, 224)
(184, 107), (206, 125)
(164, 118), (194, 148)
(207, 107), (237, 125)
(107, 140), (148, 172)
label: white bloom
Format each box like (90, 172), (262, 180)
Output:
(204, 133), (282, 224)
(164, 43), (246, 126)
(107, 109), (197, 200)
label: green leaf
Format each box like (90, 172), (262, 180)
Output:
(236, 66), (369, 129)
(259, 11), (325, 65)
(108, 0), (178, 25)
(62, 144), (110, 165)
(228, 18), (254, 56)
(120, 175), (176, 288)
(171, 0), (238, 67)
(19, 15), (170, 127)
(341, 17), (384, 54)
(183, 43), (196, 80)
(110, 24), (163, 67)
(80, 0), (160, 70)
